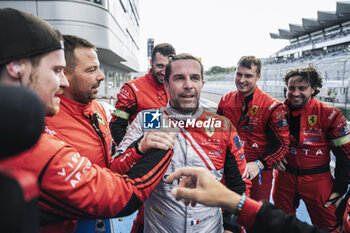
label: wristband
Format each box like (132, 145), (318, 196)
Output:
(255, 160), (262, 185)
(229, 192), (247, 223)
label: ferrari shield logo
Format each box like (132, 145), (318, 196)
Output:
(205, 125), (215, 137)
(96, 112), (105, 126)
(250, 106), (259, 116)
(307, 115), (317, 126)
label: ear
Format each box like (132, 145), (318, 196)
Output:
(311, 86), (316, 95)
(257, 73), (261, 80)
(149, 58), (153, 69)
(6, 61), (23, 79)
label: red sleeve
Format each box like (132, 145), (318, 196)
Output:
(112, 83), (137, 121)
(259, 104), (290, 169)
(39, 143), (173, 219)
(327, 110), (350, 195)
(110, 83), (137, 144)
(110, 140), (143, 174)
(237, 197), (263, 230)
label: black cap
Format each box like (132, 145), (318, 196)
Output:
(0, 8), (64, 65)
(0, 85), (45, 159)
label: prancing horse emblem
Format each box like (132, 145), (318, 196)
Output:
(308, 115), (317, 126)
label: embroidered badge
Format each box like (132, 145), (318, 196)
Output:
(250, 105), (259, 116)
(307, 115), (318, 126)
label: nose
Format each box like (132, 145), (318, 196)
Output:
(236, 75), (245, 83)
(97, 68), (105, 81)
(291, 89), (300, 96)
(183, 77), (194, 89)
(60, 71), (69, 88)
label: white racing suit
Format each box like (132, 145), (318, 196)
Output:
(115, 105), (251, 232)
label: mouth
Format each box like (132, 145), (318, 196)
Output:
(291, 97), (302, 102)
(157, 75), (165, 81)
(55, 89), (64, 96)
(237, 83), (247, 88)
(92, 85), (100, 92)
(180, 93), (196, 101)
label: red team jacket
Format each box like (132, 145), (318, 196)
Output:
(110, 70), (169, 145)
(217, 87), (289, 168)
(112, 70), (169, 123)
(285, 97), (350, 193)
(0, 131), (174, 233)
(46, 95), (113, 168)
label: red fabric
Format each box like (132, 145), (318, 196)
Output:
(130, 206), (144, 233)
(46, 95), (113, 168)
(0, 166), (38, 202)
(111, 70), (169, 123)
(110, 147), (142, 173)
(250, 169), (273, 201)
(273, 170), (336, 229)
(237, 197), (263, 230)
(0, 132), (173, 233)
(218, 87), (289, 200)
(273, 97), (350, 230)
(284, 98), (348, 169)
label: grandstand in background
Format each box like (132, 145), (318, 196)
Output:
(262, 1), (350, 119)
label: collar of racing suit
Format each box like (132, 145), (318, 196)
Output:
(164, 103), (203, 121)
(58, 94), (93, 118)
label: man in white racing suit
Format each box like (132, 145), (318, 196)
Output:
(114, 53), (251, 233)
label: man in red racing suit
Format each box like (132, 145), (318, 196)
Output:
(46, 35), (113, 168)
(0, 9), (176, 233)
(217, 56), (289, 201)
(1, 132), (175, 233)
(110, 43), (175, 146)
(273, 65), (350, 230)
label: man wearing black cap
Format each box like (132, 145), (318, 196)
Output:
(0, 8), (177, 233)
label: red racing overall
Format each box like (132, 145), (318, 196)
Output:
(46, 95), (113, 168)
(217, 87), (289, 201)
(273, 97), (350, 230)
(110, 70), (169, 145)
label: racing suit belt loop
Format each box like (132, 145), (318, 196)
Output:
(285, 163), (330, 176)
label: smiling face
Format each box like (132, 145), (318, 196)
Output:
(287, 75), (315, 109)
(151, 52), (169, 84)
(26, 49), (68, 116)
(63, 47), (105, 103)
(235, 65), (260, 96)
(164, 59), (204, 114)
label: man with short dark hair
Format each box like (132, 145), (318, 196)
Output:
(110, 43), (176, 146)
(0, 8), (176, 233)
(217, 56), (290, 202)
(46, 35), (113, 168)
(273, 64), (350, 230)
(115, 53), (251, 233)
